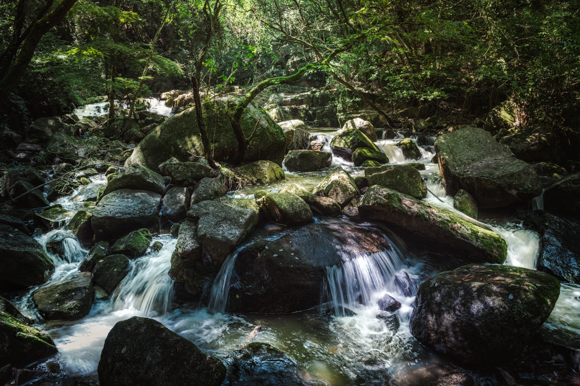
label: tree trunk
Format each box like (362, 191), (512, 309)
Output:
(192, 75), (216, 168)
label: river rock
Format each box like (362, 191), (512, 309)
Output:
(168, 220), (203, 297)
(159, 160), (217, 186)
(36, 206), (75, 229)
(93, 254), (131, 295)
(365, 165), (427, 199)
(352, 147), (388, 166)
(0, 311), (58, 367)
(453, 189), (478, 219)
(435, 126), (541, 208)
(361, 160), (381, 168)
(79, 241), (109, 272)
(71, 183), (105, 203)
(98, 316), (226, 386)
(125, 95), (286, 171)
(543, 173), (580, 219)
(312, 168), (360, 207)
(483, 101), (516, 136)
(377, 294), (401, 313)
(190, 177), (225, 205)
(110, 228), (152, 259)
(103, 164), (164, 196)
(46, 132), (85, 159)
(396, 138), (422, 160)
(228, 219), (392, 313)
(91, 189), (161, 241)
(237, 160), (285, 185)
(279, 184), (342, 216)
(33, 272), (94, 321)
(342, 118), (377, 142)
(279, 119), (310, 150)
(330, 128), (378, 160)
(359, 186), (507, 264)
(283, 150), (332, 172)
(162, 187), (190, 223)
(0, 225), (54, 290)
(410, 264), (560, 367)
(257, 193), (313, 226)
(0, 296), (32, 325)
(66, 210), (93, 247)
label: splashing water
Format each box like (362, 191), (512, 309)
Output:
(376, 140), (406, 163)
(208, 249), (240, 314)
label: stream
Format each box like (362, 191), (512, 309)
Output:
(10, 123), (580, 385)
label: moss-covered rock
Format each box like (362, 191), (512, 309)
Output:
(410, 264), (560, 367)
(253, 189), (269, 200)
(396, 138), (422, 160)
(435, 126), (541, 208)
(365, 165), (427, 199)
(36, 206), (75, 229)
(453, 189), (478, 219)
(66, 210), (94, 247)
(279, 184), (342, 216)
(0, 225), (54, 291)
(483, 100), (516, 136)
(352, 147), (388, 167)
(283, 150), (332, 172)
(79, 240), (109, 272)
(361, 160), (381, 168)
(32, 272), (94, 321)
(110, 228), (152, 259)
(257, 192), (313, 226)
(342, 118), (377, 141)
(103, 164), (165, 196)
(312, 168), (360, 207)
(158, 160), (217, 186)
(0, 310), (58, 367)
(407, 162), (426, 171)
(190, 178), (226, 205)
(125, 96), (286, 171)
(278, 119), (311, 150)
(161, 186), (190, 224)
(330, 128), (378, 160)
(237, 160), (285, 184)
(359, 186), (507, 264)
(98, 316), (226, 386)
(93, 254), (131, 295)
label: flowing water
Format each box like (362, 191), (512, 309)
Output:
(10, 130), (580, 385)
(73, 98), (174, 120)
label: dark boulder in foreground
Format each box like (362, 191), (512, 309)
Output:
(435, 126), (541, 208)
(359, 186), (507, 264)
(228, 219), (393, 313)
(410, 264), (560, 367)
(98, 316), (226, 386)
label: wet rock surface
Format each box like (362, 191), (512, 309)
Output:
(93, 254), (131, 295)
(33, 272), (94, 321)
(365, 165), (427, 199)
(312, 168), (359, 207)
(110, 228), (152, 258)
(190, 177), (225, 205)
(103, 163), (165, 196)
(258, 192), (313, 226)
(237, 160), (285, 184)
(159, 160), (217, 186)
(283, 150), (332, 172)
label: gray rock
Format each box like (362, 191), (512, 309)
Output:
(312, 168), (360, 207)
(365, 164), (427, 199)
(279, 119), (310, 150)
(283, 150), (332, 172)
(257, 193), (313, 226)
(93, 254), (131, 295)
(279, 184), (341, 216)
(190, 178), (225, 205)
(79, 241), (109, 272)
(342, 118), (377, 142)
(162, 187), (191, 223)
(453, 189), (478, 219)
(159, 160), (216, 186)
(103, 164), (165, 196)
(36, 206), (75, 229)
(168, 220), (202, 297)
(33, 272), (94, 321)
(330, 128), (378, 161)
(110, 228), (152, 259)
(396, 138), (422, 160)
(237, 160), (285, 185)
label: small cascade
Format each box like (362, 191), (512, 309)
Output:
(37, 229), (86, 266)
(111, 236), (177, 316)
(376, 140), (406, 163)
(72, 98), (173, 120)
(533, 189), (545, 210)
(496, 228), (540, 269)
(208, 250), (240, 314)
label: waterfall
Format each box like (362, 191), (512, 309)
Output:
(533, 189), (545, 210)
(37, 229), (86, 266)
(208, 250), (240, 314)
(111, 236), (177, 316)
(376, 140), (406, 163)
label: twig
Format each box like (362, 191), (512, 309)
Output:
(426, 186), (443, 202)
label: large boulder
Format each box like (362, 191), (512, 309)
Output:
(1, 310), (58, 367)
(159, 159), (217, 186)
(161, 187), (191, 223)
(330, 128), (378, 160)
(32, 272), (94, 321)
(365, 165), (427, 199)
(279, 184), (341, 216)
(125, 96), (286, 172)
(190, 178), (225, 205)
(98, 317), (226, 386)
(91, 189), (161, 241)
(283, 150), (332, 172)
(0, 225), (55, 291)
(237, 160), (285, 184)
(359, 186), (507, 264)
(227, 219), (392, 313)
(543, 173), (580, 219)
(103, 164), (164, 196)
(93, 254), (131, 295)
(352, 147), (388, 166)
(312, 168), (360, 207)
(257, 193), (313, 226)
(342, 118), (377, 141)
(278, 119), (310, 150)
(435, 126), (541, 208)
(410, 264), (560, 367)
(396, 138), (422, 160)
(110, 228), (152, 259)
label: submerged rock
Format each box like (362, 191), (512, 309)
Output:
(159, 160), (216, 186)
(237, 160), (285, 185)
(342, 118), (377, 142)
(98, 316), (226, 386)
(93, 254), (131, 295)
(91, 189), (161, 241)
(190, 177), (225, 205)
(330, 128), (378, 160)
(283, 150), (332, 172)
(228, 219), (392, 313)
(435, 126), (541, 208)
(410, 264), (560, 367)
(33, 272), (94, 321)
(365, 165), (427, 199)
(110, 228), (152, 259)
(312, 168), (360, 207)
(0, 310), (58, 367)
(0, 225), (54, 291)
(453, 189), (478, 219)
(396, 138), (422, 160)
(352, 147), (388, 166)
(359, 186), (507, 264)
(257, 192), (313, 226)
(103, 164), (165, 196)
(161, 186), (190, 223)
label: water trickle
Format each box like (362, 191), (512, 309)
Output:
(208, 250), (241, 314)
(533, 189), (545, 210)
